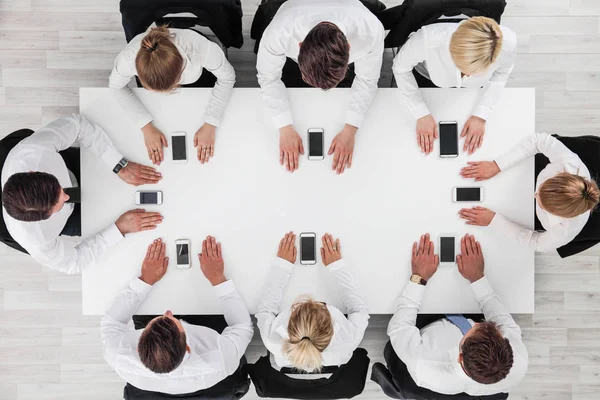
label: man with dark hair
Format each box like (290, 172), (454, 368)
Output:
(257, 0), (384, 174)
(101, 236), (253, 394)
(386, 233), (528, 395)
(1, 114), (163, 274)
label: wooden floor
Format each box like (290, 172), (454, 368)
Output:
(1, 0), (600, 399)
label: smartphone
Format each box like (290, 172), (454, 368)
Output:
(300, 232), (317, 265)
(439, 121), (458, 158)
(453, 187), (484, 202)
(135, 191), (163, 205)
(439, 235), (456, 264)
(171, 131), (187, 163)
(175, 239), (191, 269)
(308, 128), (324, 160)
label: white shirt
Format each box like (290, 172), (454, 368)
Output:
(392, 22), (517, 120)
(256, 0), (384, 129)
(101, 278), (254, 395)
(109, 28), (236, 130)
(388, 277), (528, 396)
(1, 114), (124, 274)
(256, 257), (370, 371)
(490, 132), (591, 253)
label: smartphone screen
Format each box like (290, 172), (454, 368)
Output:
(309, 130), (324, 158)
(456, 187), (482, 201)
(440, 237), (455, 263)
(301, 235), (316, 262)
(176, 243), (189, 265)
(439, 122), (458, 157)
(140, 192), (158, 204)
(172, 135), (187, 161)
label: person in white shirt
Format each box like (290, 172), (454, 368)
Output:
(256, 231), (369, 371)
(1, 114), (163, 274)
(392, 17), (517, 155)
(388, 233), (528, 395)
(458, 132), (600, 253)
(257, 0), (384, 174)
(101, 236), (254, 395)
(110, 25), (236, 165)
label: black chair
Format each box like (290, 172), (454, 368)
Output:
(245, 348), (370, 399)
(535, 135), (600, 258)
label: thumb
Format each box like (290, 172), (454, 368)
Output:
(161, 133), (168, 147)
(328, 142), (336, 156)
(193, 134), (198, 147)
(460, 123), (468, 138)
(434, 254), (439, 265)
(299, 140), (305, 155)
(434, 123), (438, 139)
(163, 257), (169, 269)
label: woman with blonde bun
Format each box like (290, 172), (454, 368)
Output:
(109, 25), (235, 166)
(458, 132), (600, 254)
(256, 232), (369, 372)
(392, 16), (517, 155)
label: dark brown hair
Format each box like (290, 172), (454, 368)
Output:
(2, 172), (61, 222)
(138, 316), (186, 374)
(298, 23), (349, 89)
(136, 25), (184, 92)
(461, 321), (514, 385)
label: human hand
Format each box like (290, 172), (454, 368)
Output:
(199, 236), (226, 286)
(115, 209), (163, 235)
(320, 233), (342, 266)
(141, 123), (168, 165)
(461, 116), (486, 155)
(411, 233), (439, 281)
(279, 125), (304, 172)
(139, 238), (169, 285)
(458, 206), (495, 226)
(416, 114), (437, 155)
(194, 123), (216, 164)
(328, 124), (357, 174)
(460, 161), (500, 182)
(456, 234), (485, 283)
(117, 162), (162, 186)
(277, 231), (297, 263)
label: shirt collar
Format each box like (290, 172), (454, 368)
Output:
(448, 347), (472, 383)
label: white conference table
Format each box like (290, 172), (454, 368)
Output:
(80, 87), (534, 315)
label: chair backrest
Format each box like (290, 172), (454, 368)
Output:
(378, 0), (507, 49)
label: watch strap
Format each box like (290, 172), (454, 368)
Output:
(113, 157), (128, 174)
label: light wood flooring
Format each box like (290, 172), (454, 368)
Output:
(1, 0), (600, 399)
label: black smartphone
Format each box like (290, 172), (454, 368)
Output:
(308, 128), (324, 160)
(440, 236), (455, 264)
(135, 191), (163, 205)
(439, 121), (458, 158)
(171, 131), (187, 163)
(453, 187), (484, 202)
(300, 232), (317, 265)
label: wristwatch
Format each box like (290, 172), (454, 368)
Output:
(113, 157), (129, 174)
(410, 274), (427, 286)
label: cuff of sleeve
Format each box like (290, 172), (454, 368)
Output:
(327, 259), (347, 271)
(213, 279), (237, 298)
(102, 223), (124, 245)
(101, 147), (124, 171)
(203, 115), (221, 128)
(130, 277), (153, 296)
(273, 257), (294, 271)
(472, 106), (491, 122)
(470, 276), (494, 302)
(402, 281), (426, 306)
(410, 103), (431, 120)
(135, 115), (154, 131)
(273, 112), (294, 130)
(488, 212), (508, 231)
(345, 111), (364, 129)
(494, 153), (515, 172)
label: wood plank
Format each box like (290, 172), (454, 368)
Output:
(567, 72), (600, 91)
(550, 346), (600, 365)
(5, 87), (78, 106)
(3, 291), (82, 311)
(570, 0), (600, 15)
(2, 68), (108, 88)
(565, 292), (600, 311)
(0, 346), (104, 365)
(0, 365), (59, 384)
(46, 51), (117, 70)
(0, 12), (121, 31)
(573, 384), (600, 400)
(0, 50), (46, 68)
(59, 31), (125, 52)
(31, 0), (118, 13)
(502, 16), (599, 35)
(60, 364), (123, 383)
(0, 31), (58, 50)
(504, 0), (570, 16)
(0, 328), (61, 346)
(535, 255), (599, 275)
(542, 91), (600, 109)
(568, 328), (600, 346)
(61, 327), (100, 346)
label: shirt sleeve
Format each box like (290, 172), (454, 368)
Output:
(27, 223), (124, 274)
(391, 29), (431, 120)
(199, 41), (236, 127)
(346, 29), (384, 128)
(256, 27), (294, 129)
(327, 259), (370, 346)
(109, 47), (154, 131)
(495, 132), (575, 173)
(213, 280), (254, 376)
(255, 257), (293, 354)
(101, 277), (153, 368)
(387, 280), (428, 386)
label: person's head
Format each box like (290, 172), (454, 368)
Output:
(282, 297), (334, 371)
(298, 22), (350, 90)
(1, 172), (69, 222)
(138, 310), (189, 374)
(458, 321), (513, 385)
(450, 17), (503, 77)
(136, 25), (184, 92)
(536, 172), (600, 218)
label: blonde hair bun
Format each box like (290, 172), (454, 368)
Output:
(135, 25), (184, 92)
(450, 16), (503, 76)
(539, 172), (600, 218)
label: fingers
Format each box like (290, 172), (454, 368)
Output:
(280, 149), (284, 166)
(161, 133), (168, 148)
(417, 133), (424, 153)
(293, 151), (299, 172)
(433, 122), (438, 139)
(477, 134), (484, 150)
(157, 145), (164, 165)
(159, 240), (166, 259)
(332, 149), (340, 171)
(475, 240), (482, 257)
(460, 122), (469, 138)
(348, 153), (353, 168)
(427, 132), (433, 154)
(463, 132), (473, 153)
(456, 254), (463, 271)
(194, 134), (198, 148)
(324, 233), (334, 253)
(412, 242), (417, 258)
(328, 141), (336, 156)
(298, 139), (305, 155)
(336, 238), (341, 253)
(337, 154), (349, 174)
(292, 246), (297, 263)
(202, 238), (208, 259)
(467, 234), (476, 255)
(418, 234), (426, 255)
(423, 233), (431, 255)
(209, 236), (217, 258)
(286, 232), (295, 250)
(150, 239), (160, 260)
(216, 242), (222, 259)
(461, 235), (468, 256)
(279, 236), (285, 252)
(210, 145), (215, 158)
(163, 256), (169, 269)
(428, 240), (434, 256)
(320, 247), (326, 262)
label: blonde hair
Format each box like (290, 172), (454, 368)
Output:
(282, 297), (334, 371)
(135, 25), (183, 92)
(538, 172), (600, 218)
(450, 17), (503, 75)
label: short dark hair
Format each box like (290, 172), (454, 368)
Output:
(298, 22), (349, 89)
(461, 321), (514, 385)
(138, 316), (187, 374)
(2, 172), (61, 222)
